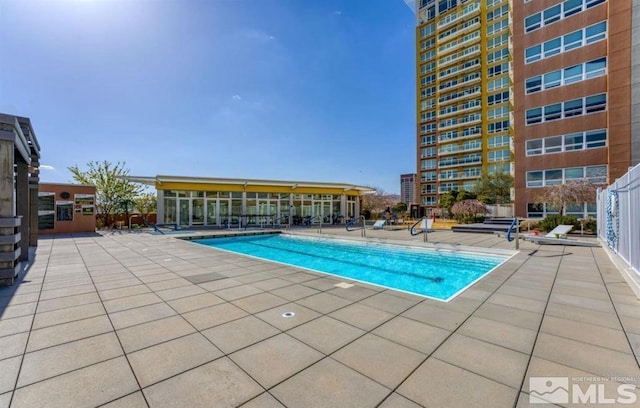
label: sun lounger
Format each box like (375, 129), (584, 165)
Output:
(418, 218), (434, 232)
(544, 224), (574, 239)
(372, 220), (386, 230)
(526, 235), (600, 247)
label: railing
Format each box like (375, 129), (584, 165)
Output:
(346, 215), (366, 237)
(272, 216), (290, 229)
(409, 217), (430, 242)
(597, 163), (640, 277)
(506, 218), (519, 249)
(153, 223), (178, 234)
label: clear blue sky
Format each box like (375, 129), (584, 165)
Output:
(0, 0), (415, 194)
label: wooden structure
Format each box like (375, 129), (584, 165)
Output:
(0, 114), (40, 284)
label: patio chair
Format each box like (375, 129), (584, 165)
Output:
(544, 224), (574, 239)
(372, 220), (386, 230)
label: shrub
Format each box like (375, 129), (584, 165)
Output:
(539, 214), (580, 232)
(582, 217), (597, 234)
(521, 219), (541, 232)
(451, 200), (488, 224)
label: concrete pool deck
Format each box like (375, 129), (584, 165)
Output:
(0, 228), (639, 407)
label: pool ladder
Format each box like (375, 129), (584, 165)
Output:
(345, 215), (366, 237)
(409, 217), (429, 242)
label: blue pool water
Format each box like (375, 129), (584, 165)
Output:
(193, 234), (508, 301)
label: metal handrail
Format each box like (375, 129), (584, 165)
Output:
(346, 216), (363, 232)
(409, 217), (427, 236)
(273, 216), (287, 229)
(506, 217), (519, 249)
(345, 215), (366, 237)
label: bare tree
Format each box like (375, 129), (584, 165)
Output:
(361, 186), (398, 218)
(535, 179), (598, 215)
(451, 199), (489, 223)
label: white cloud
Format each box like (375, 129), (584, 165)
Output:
(40, 164), (55, 170)
(243, 29), (276, 42)
(333, 10), (342, 15)
(232, 94), (242, 101)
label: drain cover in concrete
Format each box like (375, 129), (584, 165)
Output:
(334, 282), (355, 289)
(185, 272), (228, 284)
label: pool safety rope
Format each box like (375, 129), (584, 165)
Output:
(606, 189), (619, 250)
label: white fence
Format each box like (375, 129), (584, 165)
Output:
(597, 163), (640, 275)
(486, 204), (514, 218)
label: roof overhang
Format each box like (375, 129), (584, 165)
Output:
(123, 175), (376, 194)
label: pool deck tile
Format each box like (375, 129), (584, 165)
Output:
(1, 229), (638, 407)
(271, 357), (390, 408)
(293, 292), (354, 314)
(332, 333), (426, 389)
(397, 357), (518, 408)
(287, 316), (365, 355)
(329, 303), (394, 331)
(143, 358), (263, 408)
(231, 292), (289, 314)
(229, 333), (324, 389)
(239, 392), (285, 408)
(201, 315), (281, 354)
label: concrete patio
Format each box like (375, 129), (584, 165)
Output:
(0, 228), (639, 407)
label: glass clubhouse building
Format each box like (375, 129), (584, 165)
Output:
(126, 175), (374, 228)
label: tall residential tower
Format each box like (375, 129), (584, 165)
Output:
(414, 0), (640, 217)
(415, 0), (513, 214)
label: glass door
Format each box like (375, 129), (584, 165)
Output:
(219, 200), (229, 228)
(323, 202), (331, 223)
(179, 199), (190, 226)
(313, 202), (322, 224)
(192, 199), (204, 225)
(206, 200), (217, 226)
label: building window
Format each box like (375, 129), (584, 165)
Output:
(525, 21), (607, 64)
(422, 171), (437, 182)
(526, 165), (607, 187)
(525, 0), (607, 33)
(526, 129), (607, 155)
(488, 149), (510, 163)
(525, 94), (606, 125)
(38, 193), (55, 229)
(524, 58), (607, 94)
(488, 135), (510, 148)
(56, 203), (74, 222)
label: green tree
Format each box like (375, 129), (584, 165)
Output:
(392, 202), (408, 217)
(438, 190), (459, 218)
(473, 170), (513, 204)
(133, 193), (157, 223)
(68, 161), (143, 228)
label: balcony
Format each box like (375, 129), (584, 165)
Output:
(437, 34), (481, 58)
(438, 156), (482, 169)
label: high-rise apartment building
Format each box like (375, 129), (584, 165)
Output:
(413, 0), (640, 217)
(400, 173), (417, 204)
(415, 0), (513, 215)
(512, 0), (640, 218)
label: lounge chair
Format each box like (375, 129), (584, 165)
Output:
(372, 220), (386, 230)
(418, 218), (434, 232)
(544, 224), (574, 239)
(526, 235), (600, 247)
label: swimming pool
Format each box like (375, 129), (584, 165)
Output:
(193, 234), (510, 301)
